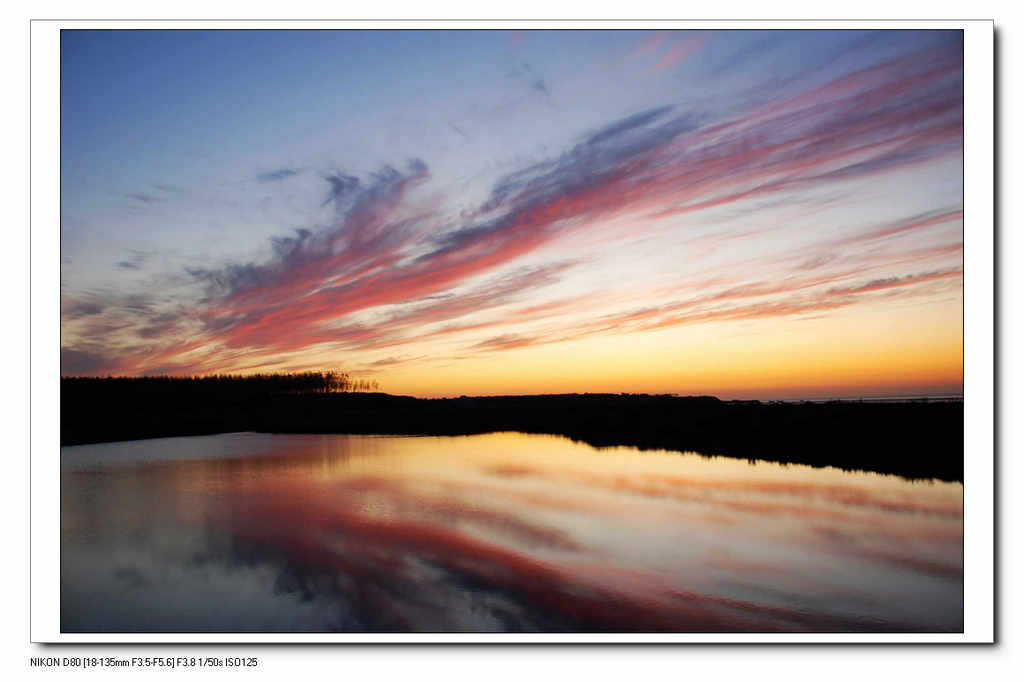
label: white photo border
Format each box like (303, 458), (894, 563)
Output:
(31, 18), (994, 644)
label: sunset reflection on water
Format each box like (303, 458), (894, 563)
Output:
(61, 432), (962, 633)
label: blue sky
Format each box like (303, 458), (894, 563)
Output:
(60, 29), (964, 398)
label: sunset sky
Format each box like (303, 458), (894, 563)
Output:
(59, 29), (964, 399)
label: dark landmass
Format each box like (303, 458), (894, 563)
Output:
(60, 377), (964, 481)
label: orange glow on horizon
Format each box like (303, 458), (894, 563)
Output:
(364, 299), (963, 400)
(59, 33), (964, 399)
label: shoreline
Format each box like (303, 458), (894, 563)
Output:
(60, 388), (964, 482)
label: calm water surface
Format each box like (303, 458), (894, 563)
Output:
(61, 432), (963, 633)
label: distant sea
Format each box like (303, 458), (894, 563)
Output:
(760, 394), (964, 404)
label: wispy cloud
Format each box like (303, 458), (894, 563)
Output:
(825, 268), (962, 297)
(60, 37), (964, 381)
(256, 168), (301, 183)
(114, 249), (152, 271)
(832, 208), (963, 247)
(469, 334), (539, 352)
(632, 31), (669, 58)
(60, 348), (114, 376)
(652, 33), (712, 72)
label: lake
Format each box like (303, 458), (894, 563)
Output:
(60, 431), (963, 633)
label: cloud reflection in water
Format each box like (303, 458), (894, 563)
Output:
(61, 432), (963, 632)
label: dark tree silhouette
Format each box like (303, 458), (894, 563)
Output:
(61, 370), (380, 397)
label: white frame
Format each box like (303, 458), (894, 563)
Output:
(31, 19), (994, 644)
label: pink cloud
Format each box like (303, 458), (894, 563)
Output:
(652, 33), (711, 72)
(61, 40), (964, 377)
(632, 31), (669, 57)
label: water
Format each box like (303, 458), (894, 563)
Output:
(60, 432), (963, 633)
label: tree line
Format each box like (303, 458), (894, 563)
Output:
(61, 370), (380, 396)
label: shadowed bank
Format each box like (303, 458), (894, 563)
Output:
(61, 375), (963, 482)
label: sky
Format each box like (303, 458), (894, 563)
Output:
(59, 29), (964, 399)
